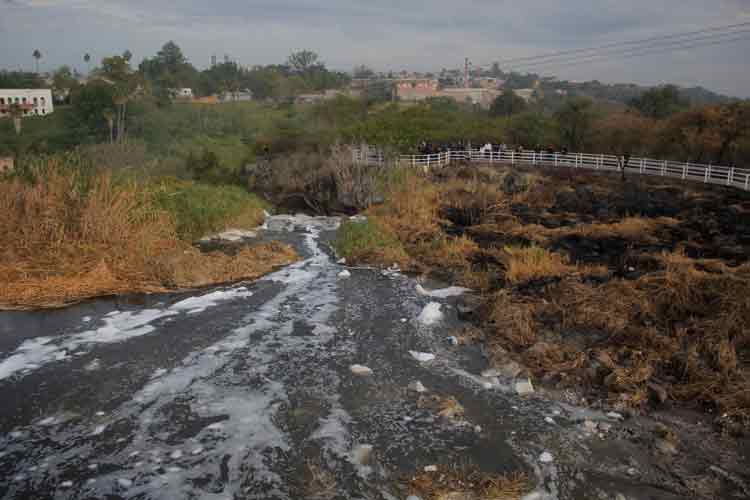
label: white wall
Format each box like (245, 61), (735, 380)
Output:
(0, 89), (54, 117)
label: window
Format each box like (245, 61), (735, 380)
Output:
(22, 97), (27, 104)
(33, 97), (38, 104)
(40, 97), (46, 104)
(0, 98), (4, 105)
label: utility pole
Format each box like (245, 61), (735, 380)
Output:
(464, 58), (469, 88)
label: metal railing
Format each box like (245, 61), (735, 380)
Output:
(352, 148), (750, 191)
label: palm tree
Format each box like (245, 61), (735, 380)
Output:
(84, 53), (91, 75)
(8, 103), (24, 135)
(33, 49), (42, 74)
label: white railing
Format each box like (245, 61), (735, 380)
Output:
(352, 148), (750, 191)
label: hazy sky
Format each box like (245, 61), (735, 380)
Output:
(2, 0), (750, 97)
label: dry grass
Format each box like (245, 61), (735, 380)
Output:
(487, 250), (750, 418)
(485, 291), (538, 350)
(508, 216), (679, 246)
(498, 245), (575, 284)
(407, 466), (530, 500)
(0, 169), (297, 309)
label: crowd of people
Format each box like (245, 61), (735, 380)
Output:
(417, 141), (569, 157)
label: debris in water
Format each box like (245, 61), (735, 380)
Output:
(352, 444), (373, 465)
(170, 450), (183, 459)
(350, 364), (374, 376)
(337, 257), (346, 264)
(446, 336), (459, 346)
(338, 270), (351, 278)
(191, 447), (204, 455)
(60, 481), (73, 488)
(544, 417), (555, 424)
(423, 465), (438, 472)
(417, 302), (443, 325)
(515, 379), (535, 396)
(539, 452), (554, 463)
(409, 351), (436, 363)
(400, 318), (407, 323)
(606, 412), (624, 420)
(408, 381), (428, 393)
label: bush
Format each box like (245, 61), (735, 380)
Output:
(334, 219), (408, 266)
(248, 145), (381, 214)
(152, 179), (268, 240)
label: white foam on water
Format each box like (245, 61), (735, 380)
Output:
(417, 302), (444, 325)
(0, 285), (263, 382)
(416, 284), (471, 298)
(170, 288), (253, 315)
(409, 351), (436, 363)
(69, 220), (350, 499)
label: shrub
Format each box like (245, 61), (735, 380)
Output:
(334, 219), (409, 266)
(152, 179), (268, 240)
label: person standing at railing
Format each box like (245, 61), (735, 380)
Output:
(620, 152), (631, 181)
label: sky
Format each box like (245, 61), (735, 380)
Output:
(2, 0), (750, 97)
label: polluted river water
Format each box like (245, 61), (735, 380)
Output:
(0, 214), (708, 500)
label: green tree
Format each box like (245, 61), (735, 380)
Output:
(628, 84), (688, 119)
(52, 66), (78, 103)
(490, 89), (528, 117)
(287, 50), (320, 74)
(353, 64), (375, 79)
(506, 112), (553, 147)
(555, 98), (596, 151)
(69, 81), (117, 139)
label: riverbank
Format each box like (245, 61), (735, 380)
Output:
(0, 164), (298, 310)
(335, 164), (750, 428)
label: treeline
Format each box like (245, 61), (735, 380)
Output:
(348, 94), (750, 166)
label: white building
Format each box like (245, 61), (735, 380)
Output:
(0, 89), (54, 118)
(177, 88), (194, 99)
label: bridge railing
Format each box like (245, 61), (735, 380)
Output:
(352, 148), (750, 191)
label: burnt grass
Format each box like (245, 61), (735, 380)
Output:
(424, 163), (750, 431)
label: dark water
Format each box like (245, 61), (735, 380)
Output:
(0, 215), (722, 500)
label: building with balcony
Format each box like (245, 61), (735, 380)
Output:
(0, 89), (54, 118)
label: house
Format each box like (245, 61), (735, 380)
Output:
(513, 88), (537, 102)
(0, 157), (14, 174)
(0, 89), (54, 117)
(395, 79), (440, 101)
(439, 88), (501, 109)
(219, 90), (253, 102)
(177, 88), (194, 99)
(295, 93), (327, 104)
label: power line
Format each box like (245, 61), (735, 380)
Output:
(488, 21), (750, 66)
(505, 32), (750, 73)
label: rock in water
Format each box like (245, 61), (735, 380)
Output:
(515, 378), (535, 395)
(350, 364), (373, 376)
(338, 270), (351, 278)
(409, 351), (436, 363)
(417, 302), (443, 325)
